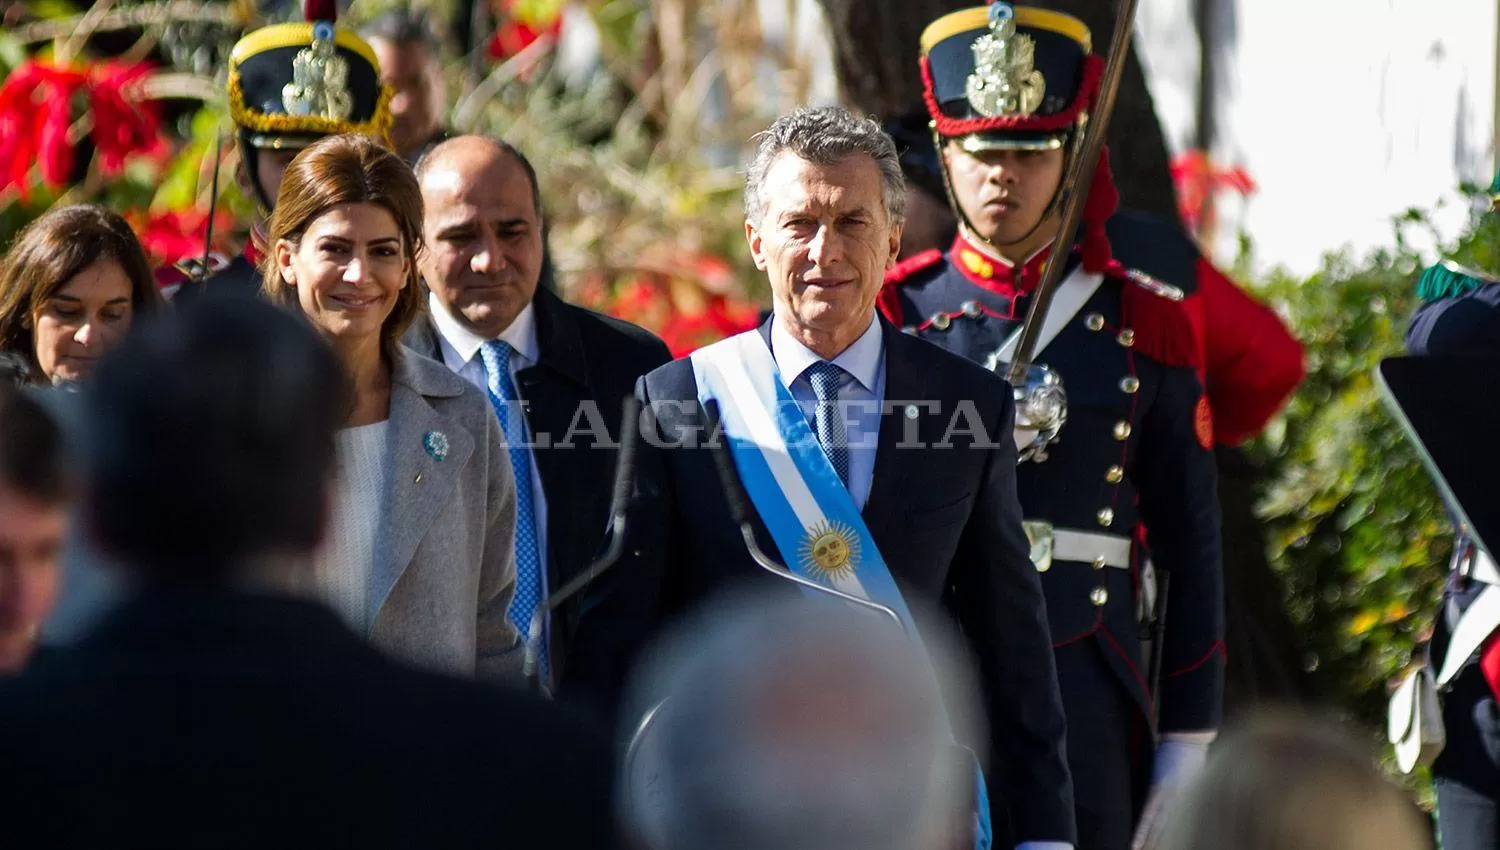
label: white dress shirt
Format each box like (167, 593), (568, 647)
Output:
(428, 293), (550, 589)
(769, 313), (885, 510)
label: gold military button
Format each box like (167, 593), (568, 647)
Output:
(1105, 465), (1124, 484)
(1119, 376), (1140, 394)
(1097, 507), (1114, 527)
(931, 313), (952, 331)
(902, 325), (919, 335)
(1036, 560), (1050, 573)
(1090, 586), (1109, 606)
(1092, 556), (1108, 571)
(1085, 313), (1105, 331)
(961, 300), (982, 317)
(1113, 421), (1132, 441)
(1117, 328), (1136, 347)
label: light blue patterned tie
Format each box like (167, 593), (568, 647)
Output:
(806, 361), (850, 489)
(478, 339), (546, 680)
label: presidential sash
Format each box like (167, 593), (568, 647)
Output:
(690, 329), (993, 850)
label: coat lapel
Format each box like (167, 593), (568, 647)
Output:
(371, 357), (475, 624)
(861, 319), (929, 549)
(514, 289), (594, 589)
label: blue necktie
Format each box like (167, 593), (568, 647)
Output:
(806, 361), (850, 488)
(478, 339), (546, 680)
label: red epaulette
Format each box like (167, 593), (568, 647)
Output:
(888, 248), (943, 283)
(1112, 261), (1204, 371)
(878, 249), (943, 325)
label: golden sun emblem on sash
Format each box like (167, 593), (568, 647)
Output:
(966, 2), (1046, 118)
(798, 521), (862, 581)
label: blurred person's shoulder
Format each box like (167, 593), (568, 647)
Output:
(1407, 261), (1500, 356)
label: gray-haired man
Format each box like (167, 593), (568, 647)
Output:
(609, 106), (1076, 848)
(620, 592), (984, 850)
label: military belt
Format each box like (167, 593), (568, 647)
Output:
(1053, 529), (1132, 568)
(1024, 522), (1132, 571)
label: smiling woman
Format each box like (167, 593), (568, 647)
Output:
(0, 204), (164, 387)
(260, 133), (522, 681)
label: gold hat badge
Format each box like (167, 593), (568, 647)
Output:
(283, 21), (353, 121)
(965, 2), (1046, 118)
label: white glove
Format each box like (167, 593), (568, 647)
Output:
(1130, 731), (1216, 850)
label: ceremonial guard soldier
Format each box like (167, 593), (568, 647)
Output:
(161, 0), (391, 301)
(1404, 242), (1500, 850)
(880, 4), (1224, 847)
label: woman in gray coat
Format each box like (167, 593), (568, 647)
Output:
(264, 133), (520, 680)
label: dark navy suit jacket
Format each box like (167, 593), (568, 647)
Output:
(615, 316), (1076, 845)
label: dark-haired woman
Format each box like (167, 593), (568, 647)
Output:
(0, 204), (163, 387)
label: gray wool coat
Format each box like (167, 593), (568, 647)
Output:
(369, 349), (520, 681)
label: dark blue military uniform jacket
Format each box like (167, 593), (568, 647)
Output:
(880, 213), (1225, 733)
(1408, 278), (1500, 788)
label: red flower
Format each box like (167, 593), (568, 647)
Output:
(487, 0), (563, 60)
(660, 295), (761, 358)
(0, 59), (165, 197)
(0, 62), (86, 197)
(89, 61), (167, 176)
(1170, 149), (1257, 232)
(137, 208), (238, 268)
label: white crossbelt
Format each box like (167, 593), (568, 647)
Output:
(1437, 548), (1500, 688)
(1469, 548), (1500, 586)
(1051, 528), (1132, 569)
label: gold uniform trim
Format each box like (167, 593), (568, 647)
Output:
(228, 70), (394, 144)
(921, 6), (1092, 54)
(230, 23), (380, 70)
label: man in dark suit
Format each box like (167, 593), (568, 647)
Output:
(405, 135), (672, 714)
(0, 299), (616, 848)
(622, 106), (1074, 848)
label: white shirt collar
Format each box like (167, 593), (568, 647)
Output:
(427, 291), (540, 367)
(770, 312), (884, 393)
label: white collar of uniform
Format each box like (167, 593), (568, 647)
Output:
(770, 312), (883, 393)
(959, 226), (1055, 269)
(428, 291), (540, 367)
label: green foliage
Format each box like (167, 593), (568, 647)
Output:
(1253, 199), (1500, 726)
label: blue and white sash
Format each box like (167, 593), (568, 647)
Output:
(690, 329), (993, 850)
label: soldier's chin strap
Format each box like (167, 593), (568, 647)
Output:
(929, 121), (1088, 264)
(237, 132), (278, 215)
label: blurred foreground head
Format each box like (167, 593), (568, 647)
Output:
(0, 385), (68, 672)
(1157, 712), (1431, 850)
(81, 298), (346, 580)
(620, 593), (982, 850)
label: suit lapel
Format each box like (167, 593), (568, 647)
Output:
(515, 294), (594, 591)
(372, 363), (475, 625)
(862, 320), (929, 558)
